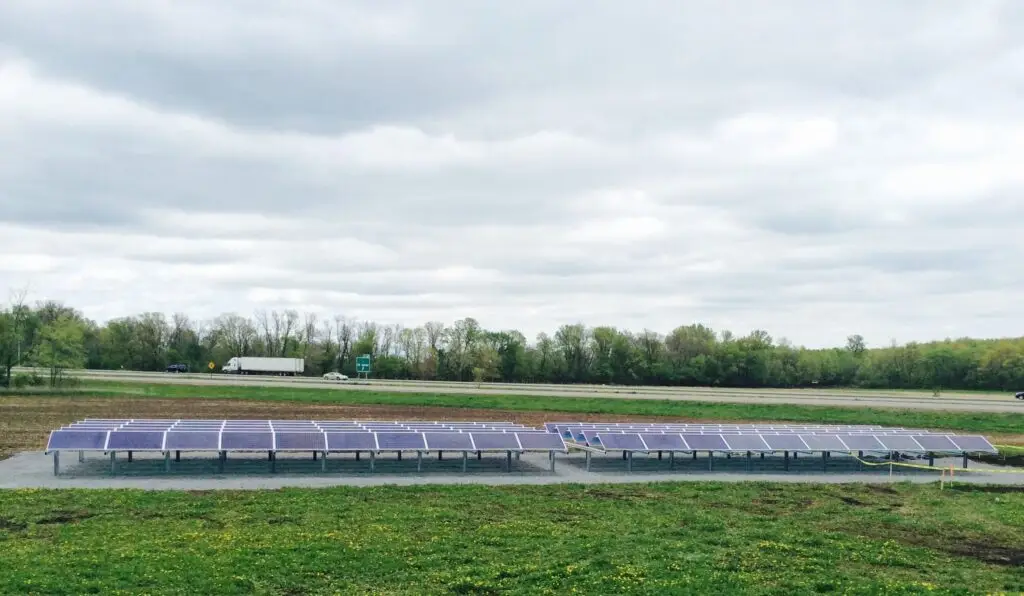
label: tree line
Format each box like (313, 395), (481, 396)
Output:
(1, 297), (1022, 391)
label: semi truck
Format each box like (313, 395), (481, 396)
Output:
(221, 357), (305, 376)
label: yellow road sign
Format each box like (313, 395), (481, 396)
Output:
(208, 361), (215, 370)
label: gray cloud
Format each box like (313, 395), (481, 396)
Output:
(1, 0), (1023, 347)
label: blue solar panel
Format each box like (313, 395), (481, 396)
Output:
(877, 435), (925, 452)
(106, 431), (165, 450)
(274, 432), (326, 451)
(468, 432), (521, 450)
(325, 432), (377, 451)
(598, 433), (647, 451)
(798, 434), (847, 451)
(639, 433), (687, 451)
(837, 435), (886, 451)
(721, 435), (771, 452)
(375, 432), (426, 450)
(681, 434), (729, 451)
(912, 435), (959, 451)
(220, 432), (274, 450)
(46, 430), (109, 450)
(165, 432), (220, 450)
(515, 433), (566, 451)
(424, 432), (474, 451)
(762, 435), (809, 451)
(949, 435), (997, 453)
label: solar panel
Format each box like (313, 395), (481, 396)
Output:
(598, 433), (647, 451)
(837, 435), (886, 451)
(165, 431), (220, 450)
(681, 434), (729, 451)
(468, 432), (521, 450)
(912, 435), (959, 451)
(798, 434), (847, 451)
(762, 435), (809, 451)
(722, 435), (771, 452)
(375, 432), (426, 450)
(423, 432), (475, 451)
(876, 435), (925, 452)
(638, 433), (687, 451)
(325, 432), (377, 451)
(46, 430), (109, 450)
(220, 432), (274, 450)
(274, 432), (327, 451)
(949, 435), (997, 453)
(515, 433), (566, 451)
(106, 431), (165, 451)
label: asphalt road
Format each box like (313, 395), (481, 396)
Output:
(24, 368), (1024, 413)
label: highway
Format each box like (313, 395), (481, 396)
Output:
(20, 368), (1024, 413)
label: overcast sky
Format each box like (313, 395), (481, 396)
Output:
(1, 1), (1022, 348)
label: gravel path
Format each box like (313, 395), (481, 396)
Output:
(3, 450), (1021, 490)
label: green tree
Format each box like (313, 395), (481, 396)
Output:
(30, 316), (87, 386)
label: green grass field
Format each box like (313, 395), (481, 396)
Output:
(20, 380), (1024, 436)
(1, 483), (1022, 595)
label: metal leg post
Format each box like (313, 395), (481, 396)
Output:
(78, 450), (84, 463)
(175, 451), (180, 462)
(321, 452), (327, 472)
(784, 451), (789, 471)
(417, 451), (423, 472)
(823, 451), (828, 472)
(928, 452), (934, 467)
(462, 451), (468, 473)
(110, 451), (116, 475)
(962, 452), (968, 469)
(627, 451), (633, 473)
(164, 451), (170, 473)
(506, 450), (512, 472)
(370, 451), (375, 473)
(585, 451), (592, 471)
(549, 450), (555, 472)
(128, 451), (133, 463)
(658, 451), (663, 461)
(670, 451), (675, 470)
(439, 451), (443, 461)
(708, 451), (713, 471)
(53, 451), (59, 476)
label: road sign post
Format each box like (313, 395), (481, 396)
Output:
(208, 361), (215, 379)
(355, 355), (371, 379)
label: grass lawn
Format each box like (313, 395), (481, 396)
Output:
(24, 380), (1024, 436)
(0, 483), (1022, 594)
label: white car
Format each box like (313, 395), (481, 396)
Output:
(323, 372), (349, 381)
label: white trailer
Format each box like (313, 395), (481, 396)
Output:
(221, 357), (305, 376)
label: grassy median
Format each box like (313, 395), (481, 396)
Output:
(0, 483), (1022, 594)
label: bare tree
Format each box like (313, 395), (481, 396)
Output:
(301, 312), (319, 359)
(334, 316), (353, 369)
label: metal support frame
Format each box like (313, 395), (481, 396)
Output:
(692, 451), (697, 461)
(417, 451), (423, 472)
(78, 451), (84, 463)
(505, 450), (512, 472)
(219, 451), (226, 474)
(747, 451), (752, 472)
(164, 451), (170, 472)
(439, 450), (443, 461)
(823, 451), (828, 472)
(928, 452), (935, 467)
(549, 450), (555, 472)
(962, 452), (968, 469)
(585, 451), (592, 471)
(269, 452), (275, 474)
(462, 451), (468, 473)
(321, 452), (327, 472)
(128, 451), (133, 463)
(784, 451), (789, 471)
(708, 451), (713, 471)
(658, 451), (663, 461)
(110, 451), (116, 475)
(477, 451), (482, 460)
(53, 451), (59, 476)
(355, 451), (360, 461)
(370, 451), (376, 473)
(627, 451), (633, 473)
(669, 451), (675, 470)
(398, 451), (402, 461)
(313, 451), (318, 461)
(175, 451), (180, 462)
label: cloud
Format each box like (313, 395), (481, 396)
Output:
(1, 0), (1022, 347)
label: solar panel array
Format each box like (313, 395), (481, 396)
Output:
(544, 422), (997, 454)
(45, 419), (568, 454)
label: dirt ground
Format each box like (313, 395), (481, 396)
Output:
(3, 396), (1021, 461)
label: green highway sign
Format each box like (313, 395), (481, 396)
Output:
(355, 355), (371, 374)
